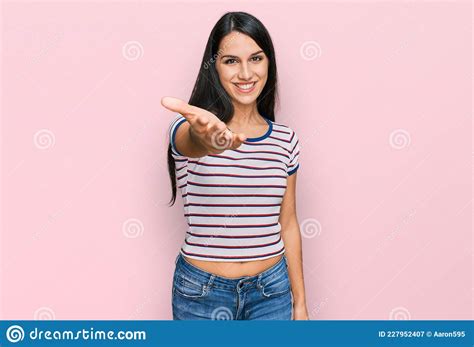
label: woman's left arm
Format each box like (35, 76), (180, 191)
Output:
(279, 172), (309, 320)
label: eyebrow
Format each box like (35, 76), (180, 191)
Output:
(220, 50), (264, 59)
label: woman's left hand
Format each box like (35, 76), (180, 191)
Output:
(293, 303), (310, 320)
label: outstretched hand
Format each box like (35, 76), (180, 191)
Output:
(161, 97), (247, 154)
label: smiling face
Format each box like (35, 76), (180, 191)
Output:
(215, 32), (269, 107)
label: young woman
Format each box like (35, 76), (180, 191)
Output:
(162, 11), (309, 320)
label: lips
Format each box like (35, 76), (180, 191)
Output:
(233, 81), (257, 93)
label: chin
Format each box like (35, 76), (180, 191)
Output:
(233, 95), (258, 105)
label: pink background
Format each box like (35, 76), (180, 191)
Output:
(1, 1), (472, 320)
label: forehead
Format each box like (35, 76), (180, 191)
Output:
(218, 32), (263, 56)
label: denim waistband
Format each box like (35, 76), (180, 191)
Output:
(174, 252), (288, 290)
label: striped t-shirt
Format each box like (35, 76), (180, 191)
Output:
(168, 113), (301, 262)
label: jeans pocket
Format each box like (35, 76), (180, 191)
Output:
(173, 271), (210, 299)
(259, 269), (291, 298)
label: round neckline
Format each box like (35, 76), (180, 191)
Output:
(244, 117), (273, 142)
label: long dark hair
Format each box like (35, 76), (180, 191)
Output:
(167, 11), (279, 206)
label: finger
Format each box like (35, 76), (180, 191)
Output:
(204, 121), (227, 144)
(187, 114), (208, 133)
(161, 96), (200, 120)
(230, 133), (247, 149)
(210, 121), (227, 134)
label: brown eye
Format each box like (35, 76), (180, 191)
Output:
(251, 56), (263, 62)
(224, 58), (237, 64)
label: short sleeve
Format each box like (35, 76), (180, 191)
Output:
(168, 113), (187, 158)
(287, 129), (300, 176)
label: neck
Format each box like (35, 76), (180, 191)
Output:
(231, 102), (262, 125)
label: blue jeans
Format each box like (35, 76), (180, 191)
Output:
(172, 252), (293, 320)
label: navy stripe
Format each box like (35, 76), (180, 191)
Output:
(170, 117), (186, 156)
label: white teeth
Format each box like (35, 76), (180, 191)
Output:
(235, 82), (255, 90)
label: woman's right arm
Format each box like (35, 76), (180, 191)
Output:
(173, 119), (209, 158)
(162, 96), (247, 158)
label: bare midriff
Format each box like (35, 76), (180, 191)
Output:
(183, 253), (283, 279)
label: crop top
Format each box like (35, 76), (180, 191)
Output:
(168, 113), (301, 262)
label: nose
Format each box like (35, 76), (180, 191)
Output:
(237, 61), (253, 80)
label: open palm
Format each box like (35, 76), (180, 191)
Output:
(161, 97), (247, 154)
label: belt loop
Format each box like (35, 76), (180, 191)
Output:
(257, 273), (263, 288)
(207, 274), (215, 291)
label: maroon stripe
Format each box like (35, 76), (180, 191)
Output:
(187, 181), (286, 189)
(186, 231), (280, 238)
(187, 169), (287, 179)
(189, 222), (279, 228)
(177, 173), (187, 180)
(180, 246), (285, 259)
(290, 140), (299, 155)
(185, 236), (281, 249)
(243, 141), (289, 153)
(208, 154), (282, 164)
(273, 128), (291, 135)
(185, 213), (279, 217)
(187, 161), (286, 172)
(291, 150), (300, 158)
(289, 131), (295, 143)
(187, 192), (283, 198)
(269, 135), (291, 144)
(184, 203), (281, 207)
(176, 165), (186, 172)
(231, 148), (289, 159)
(288, 161), (298, 169)
(272, 122), (290, 129)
